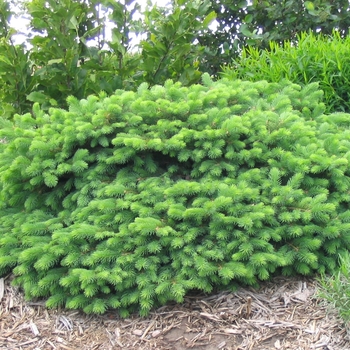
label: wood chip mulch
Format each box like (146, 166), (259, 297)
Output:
(1, 274), (349, 350)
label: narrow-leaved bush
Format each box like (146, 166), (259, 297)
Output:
(1, 74), (350, 316)
(221, 30), (350, 113)
(317, 251), (350, 327)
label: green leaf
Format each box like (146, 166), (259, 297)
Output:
(0, 55), (12, 66)
(244, 14), (253, 24)
(49, 98), (58, 106)
(69, 16), (79, 30)
(47, 59), (63, 65)
(27, 92), (48, 104)
(305, 1), (315, 11)
(239, 23), (253, 37)
(203, 11), (216, 27)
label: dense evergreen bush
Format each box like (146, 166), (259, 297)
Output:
(1, 75), (350, 316)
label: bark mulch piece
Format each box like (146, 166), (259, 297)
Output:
(1, 274), (349, 349)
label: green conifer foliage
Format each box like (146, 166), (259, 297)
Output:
(1, 75), (350, 316)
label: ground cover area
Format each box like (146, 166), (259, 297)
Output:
(1, 275), (349, 350)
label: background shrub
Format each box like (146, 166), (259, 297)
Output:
(1, 75), (350, 316)
(199, 0), (350, 76)
(0, 0), (215, 118)
(221, 31), (350, 113)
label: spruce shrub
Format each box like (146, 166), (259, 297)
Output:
(1, 75), (350, 316)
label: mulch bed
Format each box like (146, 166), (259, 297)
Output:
(1, 274), (349, 349)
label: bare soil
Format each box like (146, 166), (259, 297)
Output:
(1, 275), (349, 350)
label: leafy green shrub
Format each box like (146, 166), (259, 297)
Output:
(221, 31), (350, 113)
(0, 0), (214, 119)
(1, 75), (350, 316)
